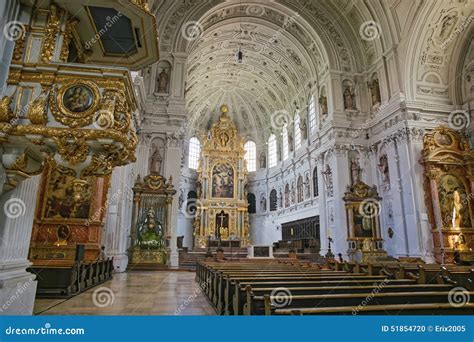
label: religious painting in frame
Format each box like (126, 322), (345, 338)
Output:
(42, 167), (93, 220)
(211, 163), (234, 198)
(352, 206), (375, 238)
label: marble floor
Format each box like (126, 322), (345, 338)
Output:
(34, 271), (216, 315)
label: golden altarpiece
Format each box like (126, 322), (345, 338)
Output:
(343, 182), (387, 262)
(420, 126), (474, 263)
(129, 174), (176, 265)
(193, 105), (250, 248)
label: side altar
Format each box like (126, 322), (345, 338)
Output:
(193, 105), (250, 248)
(129, 174), (176, 265)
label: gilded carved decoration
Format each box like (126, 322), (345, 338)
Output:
(420, 126), (474, 263)
(193, 105), (250, 248)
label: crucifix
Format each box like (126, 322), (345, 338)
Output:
(218, 212), (226, 228)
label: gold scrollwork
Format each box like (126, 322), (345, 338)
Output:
(53, 133), (89, 165)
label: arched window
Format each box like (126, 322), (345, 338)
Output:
(294, 113), (301, 150)
(297, 175), (304, 202)
(188, 137), (201, 170)
(247, 193), (256, 214)
(244, 140), (256, 172)
(268, 134), (277, 168)
(309, 95), (316, 134)
(282, 124), (289, 161)
(313, 167), (319, 197)
(269, 189), (277, 211)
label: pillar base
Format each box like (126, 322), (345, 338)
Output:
(0, 261), (37, 315)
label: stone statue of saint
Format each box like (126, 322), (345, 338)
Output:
(369, 79), (381, 106)
(343, 86), (356, 110)
(300, 117), (308, 140)
(149, 144), (162, 175)
(319, 95), (328, 115)
(260, 153), (266, 169)
(158, 69), (169, 93)
(350, 160), (361, 184)
(378, 155), (390, 184)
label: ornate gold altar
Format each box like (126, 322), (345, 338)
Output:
(420, 126), (474, 263)
(193, 105), (250, 248)
(129, 174), (176, 265)
(343, 182), (387, 262)
(29, 160), (110, 264)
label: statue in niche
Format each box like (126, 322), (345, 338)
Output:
(137, 209), (163, 249)
(291, 184), (296, 204)
(196, 181), (202, 198)
(149, 144), (163, 175)
(305, 175), (311, 198)
(300, 117), (308, 140)
(278, 190), (283, 208)
(260, 196), (267, 211)
(343, 86), (356, 110)
(452, 190), (462, 229)
(319, 95), (328, 116)
(288, 132), (294, 152)
(378, 155), (390, 184)
(158, 68), (169, 93)
(350, 160), (362, 184)
(322, 164), (333, 196)
(260, 153), (266, 169)
(369, 79), (381, 106)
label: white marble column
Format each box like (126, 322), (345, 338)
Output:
(0, 175), (40, 315)
(316, 155), (328, 254)
(103, 164), (135, 273)
(330, 147), (350, 258)
(164, 134), (183, 268)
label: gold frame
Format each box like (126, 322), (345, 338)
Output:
(50, 79), (101, 128)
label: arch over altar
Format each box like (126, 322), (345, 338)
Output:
(193, 105), (250, 248)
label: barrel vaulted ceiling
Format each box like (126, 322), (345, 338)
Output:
(153, 0), (473, 141)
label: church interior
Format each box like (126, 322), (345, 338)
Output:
(0, 0), (473, 316)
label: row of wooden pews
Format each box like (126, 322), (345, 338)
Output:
(28, 259), (113, 298)
(197, 259), (474, 315)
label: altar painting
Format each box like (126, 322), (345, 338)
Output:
(212, 163), (234, 198)
(438, 174), (471, 228)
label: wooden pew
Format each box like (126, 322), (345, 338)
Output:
(250, 291), (474, 315)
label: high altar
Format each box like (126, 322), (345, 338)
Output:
(193, 105), (250, 248)
(420, 126), (474, 263)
